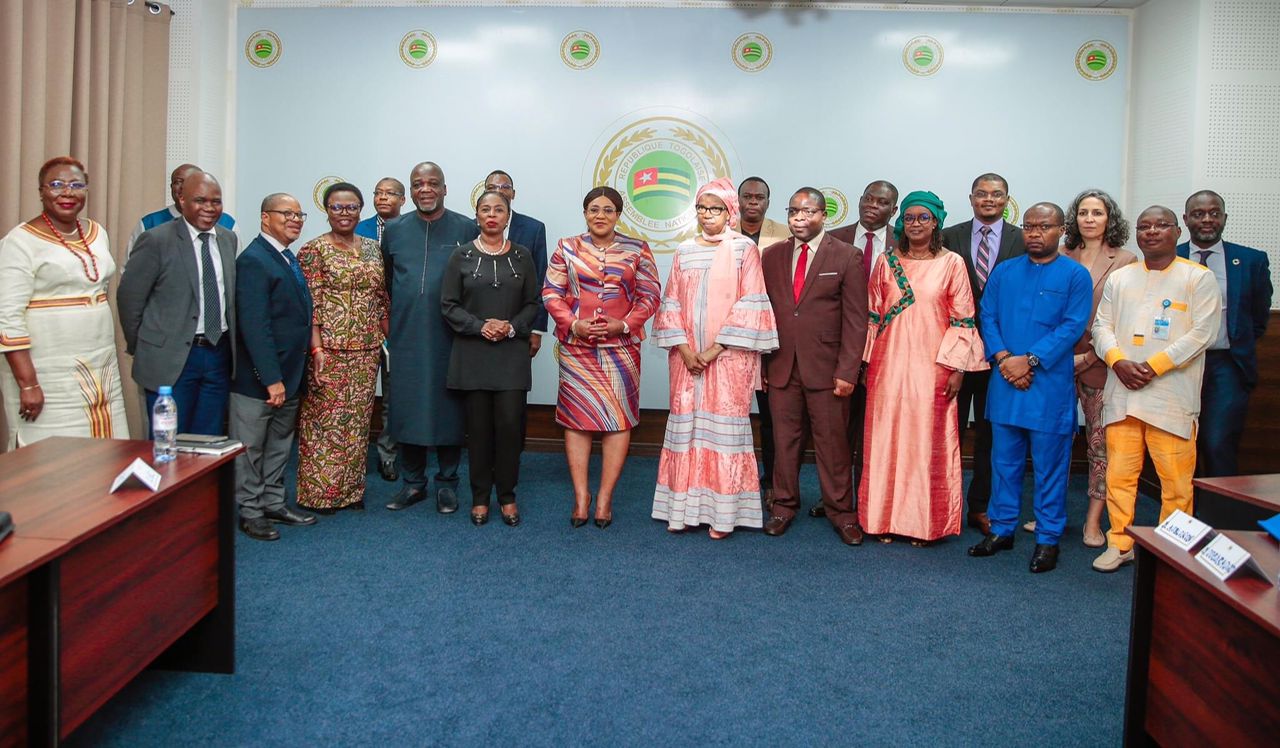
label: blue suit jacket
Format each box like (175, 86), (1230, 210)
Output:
(1177, 241), (1272, 388)
(508, 211), (549, 331)
(354, 215), (381, 241)
(231, 235), (314, 400)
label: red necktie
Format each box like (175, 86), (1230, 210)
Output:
(863, 232), (874, 278)
(793, 242), (810, 304)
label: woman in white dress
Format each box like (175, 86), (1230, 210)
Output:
(0, 156), (128, 448)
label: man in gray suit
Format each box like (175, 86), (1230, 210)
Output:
(118, 171), (237, 435)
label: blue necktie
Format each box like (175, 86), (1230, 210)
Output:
(281, 248), (312, 307)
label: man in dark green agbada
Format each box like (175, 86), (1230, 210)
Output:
(380, 162), (479, 514)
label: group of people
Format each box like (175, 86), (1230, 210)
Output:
(0, 157), (1270, 574)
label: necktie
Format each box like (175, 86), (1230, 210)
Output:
(975, 226), (993, 287)
(793, 243), (810, 304)
(1196, 249), (1212, 266)
(198, 232), (222, 345)
(281, 248), (309, 291)
(863, 232), (874, 278)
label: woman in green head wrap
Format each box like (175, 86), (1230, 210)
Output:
(859, 190), (989, 546)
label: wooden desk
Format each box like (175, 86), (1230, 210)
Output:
(0, 438), (239, 747)
(1192, 474), (1280, 514)
(1124, 526), (1280, 747)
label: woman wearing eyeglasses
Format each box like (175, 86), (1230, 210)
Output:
(542, 186), (661, 528)
(651, 178), (777, 538)
(859, 191), (988, 546)
(295, 182), (389, 513)
(440, 191), (541, 526)
(0, 156), (127, 448)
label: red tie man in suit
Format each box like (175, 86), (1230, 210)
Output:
(759, 188), (869, 545)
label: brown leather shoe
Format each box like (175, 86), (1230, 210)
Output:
(834, 522), (864, 546)
(763, 515), (792, 537)
(966, 511), (991, 535)
(807, 503), (826, 518)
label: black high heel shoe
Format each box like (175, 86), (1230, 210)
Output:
(502, 511), (521, 527)
(594, 515), (612, 529)
(571, 495), (591, 528)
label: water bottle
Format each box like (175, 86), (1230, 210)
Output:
(152, 385), (178, 463)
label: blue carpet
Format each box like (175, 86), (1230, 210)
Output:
(70, 448), (1154, 746)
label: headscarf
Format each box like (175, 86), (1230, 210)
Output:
(892, 190), (947, 244)
(695, 177), (741, 349)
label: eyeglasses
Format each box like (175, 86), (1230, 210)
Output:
(1135, 222), (1178, 232)
(901, 214), (935, 225)
(972, 190), (1007, 200)
(1020, 223), (1062, 234)
(1187, 210), (1223, 221)
(786, 207), (823, 217)
(485, 183), (514, 192)
(586, 206), (617, 216)
(373, 189), (404, 199)
(45, 180), (88, 192)
(266, 210), (307, 221)
(327, 204), (361, 215)
(695, 205), (727, 216)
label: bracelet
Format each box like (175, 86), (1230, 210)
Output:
(20, 383), (41, 391)
(310, 347), (323, 356)
(994, 353), (1011, 365)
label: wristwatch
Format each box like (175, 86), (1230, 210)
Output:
(1027, 353), (1040, 368)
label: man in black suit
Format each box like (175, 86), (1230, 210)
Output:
(229, 193), (318, 541)
(941, 173), (1025, 535)
(484, 170), (549, 356)
(1178, 190), (1273, 529)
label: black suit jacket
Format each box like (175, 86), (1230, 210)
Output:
(941, 219), (1025, 309)
(828, 223), (898, 280)
(508, 211), (549, 331)
(231, 235), (313, 400)
(1177, 240), (1273, 388)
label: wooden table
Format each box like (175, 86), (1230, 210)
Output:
(0, 438), (239, 747)
(1192, 473), (1280, 513)
(1124, 526), (1280, 747)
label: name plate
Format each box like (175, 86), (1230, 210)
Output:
(109, 457), (162, 494)
(1194, 534), (1254, 582)
(1154, 509), (1213, 550)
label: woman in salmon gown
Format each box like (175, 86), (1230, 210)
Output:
(859, 191), (988, 545)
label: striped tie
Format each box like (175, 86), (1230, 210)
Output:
(1196, 249), (1211, 266)
(198, 232), (222, 345)
(975, 226), (993, 287)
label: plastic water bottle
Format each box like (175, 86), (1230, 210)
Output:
(152, 385), (178, 463)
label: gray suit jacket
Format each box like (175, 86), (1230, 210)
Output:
(117, 218), (237, 391)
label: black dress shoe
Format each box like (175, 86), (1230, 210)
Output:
(264, 506), (317, 526)
(386, 487), (426, 511)
(239, 517), (279, 541)
(1030, 544), (1060, 573)
(471, 511), (489, 526)
(437, 487), (459, 514)
(967, 532), (1015, 557)
(503, 512), (521, 527)
(763, 515), (792, 537)
(808, 503), (826, 518)
(378, 458), (399, 482)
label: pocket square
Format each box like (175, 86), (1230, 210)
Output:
(818, 272), (839, 277)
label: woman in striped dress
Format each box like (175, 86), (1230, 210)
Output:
(542, 187), (661, 528)
(652, 178), (778, 538)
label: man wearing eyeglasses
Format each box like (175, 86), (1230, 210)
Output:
(1176, 191), (1273, 530)
(1090, 206), (1221, 572)
(941, 173), (1026, 536)
(126, 164), (237, 258)
(119, 172), (237, 436)
(483, 170), (549, 357)
(355, 177), (407, 482)
(759, 188), (868, 546)
(228, 193), (318, 541)
(967, 203), (1092, 573)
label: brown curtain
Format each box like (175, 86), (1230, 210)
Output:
(0, 0), (171, 446)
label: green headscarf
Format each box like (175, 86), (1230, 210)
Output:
(892, 190), (947, 243)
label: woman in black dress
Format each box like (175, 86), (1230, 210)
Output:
(441, 190), (541, 526)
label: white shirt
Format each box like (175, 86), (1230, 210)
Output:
(185, 219), (228, 336)
(1188, 240), (1230, 350)
(261, 232), (293, 256)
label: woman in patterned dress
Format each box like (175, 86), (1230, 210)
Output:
(652, 178), (777, 538)
(295, 182), (388, 512)
(542, 187), (661, 528)
(859, 191), (988, 545)
(0, 157), (127, 448)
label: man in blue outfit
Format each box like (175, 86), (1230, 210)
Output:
(968, 202), (1092, 573)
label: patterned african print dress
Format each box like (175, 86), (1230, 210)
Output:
(0, 220), (127, 448)
(542, 233), (661, 432)
(859, 251), (988, 541)
(652, 236), (778, 531)
(295, 236), (388, 509)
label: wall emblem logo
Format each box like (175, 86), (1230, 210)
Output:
(470, 181), (486, 210)
(820, 188), (849, 228)
(1075, 40), (1117, 81)
(902, 35), (943, 77)
(588, 112), (736, 251)
(1003, 196), (1021, 225)
(400, 30), (438, 69)
(312, 176), (345, 212)
(732, 33), (773, 73)
(245, 30), (282, 68)
(561, 31), (601, 70)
